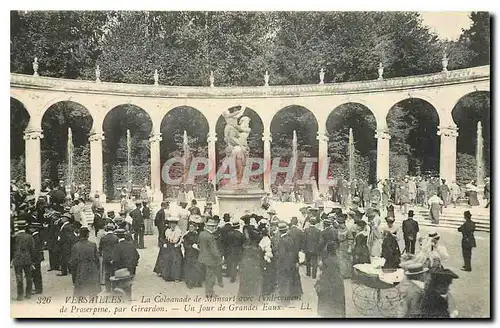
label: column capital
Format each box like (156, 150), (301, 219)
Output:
(149, 133), (162, 143)
(262, 132), (272, 143)
(207, 132), (217, 143)
(437, 125), (459, 138)
(375, 129), (391, 140)
(89, 132), (105, 142)
(23, 130), (43, 140)
(316, 131), (329, 142)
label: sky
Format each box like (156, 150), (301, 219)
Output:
(419, 11), (473, 40)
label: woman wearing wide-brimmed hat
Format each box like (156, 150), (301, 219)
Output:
(183, 221), (204, 288)
(153, 217), (183, 282)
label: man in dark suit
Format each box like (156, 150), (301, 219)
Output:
(46, 209), (61, 271)
(304, 218), (321, 279)
(30, 222), (44, 294)
(318, 218), (339, 263)
(225, 221), (244, 283)
(274, 222), (302, 301)
(154, 201), (168, 247)
(12, 221), (35, 301)
(218, 213), (233, 263)
(58, 214), (78, 276)
(402, 210), (419, 254)
(288, 217), (305, 257)
(112, 229), (140, 275)
(458, 210), (476, 272)
(130, 201), (145, 249)
(198, 217), (223, 297)
(93, 206), (105, 238)
(69, 227), (101, 297)
(99, 223), (119, 292)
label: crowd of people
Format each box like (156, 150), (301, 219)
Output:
(10, 175), (479, 318)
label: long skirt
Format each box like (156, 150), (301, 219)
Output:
(468, 191), (479, 206)
(277, 267), (303, 301)
(238, 245), (263, 300)
(99, 257), (105, 285)
(153, 243), (183, 281)
(262, 259), (277, 295)
(144, 219), (154, 235)
(338, 245), (352, 279)
(184, 249), (204, 288)
(429, 203), (441, 224)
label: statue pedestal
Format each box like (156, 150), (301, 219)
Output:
(216, 185), (267, 219)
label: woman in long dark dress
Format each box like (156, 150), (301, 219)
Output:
(183, 222), (203, 288)
(259, 226), (276, 295)
(238, 224), (263, 300)
(315, 242), (346, 318)
(381, 230), (401, 269)
(153, 218), (183, 281)
(352, 220), (370, 265)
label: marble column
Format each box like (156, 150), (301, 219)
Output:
(89, 131), (106, 202)
(23, 129), (43, 195)
(149, 133), (163, 202)
(207, 132), (217, 189)
(262, 132), (272, 193)
(316, 131), (329, 195)
(375, 129), (391, 181)
(437, 125), (458, 183)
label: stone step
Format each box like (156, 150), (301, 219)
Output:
(416, 220), (490, 233)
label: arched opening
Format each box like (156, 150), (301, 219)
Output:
(326, 103), (377, 184)
(102, 105), (152, 200)
(11, 97), (30, 183)
(160, 106), (209, 199)
(387, 98), (440, 179)
(452, 91), (490, 186)
(215, 106), (264, 189)
(40, 101), (93, 190)
(270, 105), (318, 198)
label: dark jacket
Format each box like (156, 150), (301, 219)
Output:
(458, 219), (476, 249)
(69, 239), (100, 295)
(225, 229), (245, 258)
(419, 290), (450, 318)
(288, 225), (305, 254)
(304, 225), (321, 254)
(99, 232), (119, 263)
(402, 218), (419, 240)
(318, 226), (339, 258)
(154, 208), (166, 228)
(12, 231), (35, 266)
(130, 208), (144, 231)
(32, 231), (45, 263)
(219, 223), (233, 254)
(198, 230), (222, 267)
(112, 239), (140, 272)
(142, 205), (151, 220)
(59, 222), (78, 257)
(93, 213), (104, 230)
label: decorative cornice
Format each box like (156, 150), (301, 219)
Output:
(375, 130), (391, 140)
(89, 132), (105, 142)
(437, 125), (459, 138)
(262, 133), (272, 143)
(149, 134), (162, 143)
(316, 132), (329, 142)
(10, 66), (490, 99)
(207, 132), (217, 143)
(24, 130), (43, 140)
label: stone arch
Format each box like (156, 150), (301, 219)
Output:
(451, 91), (491, 185)
(159, 106), (210, 198)
(40, 100), (94, 187)
(215, 106), (265, 189)
(270, 105), (319, 193)
(11, 97), (31, 182)
(102, 104), (153, 199)
(386, 98), (440, 178)
(326, 102), (377, 183)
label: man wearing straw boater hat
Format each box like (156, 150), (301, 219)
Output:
(109, 268), (134, 301)
(275, 221), (303, 302)
(198, 216), (223, 297)
(12, 219), (34, 301)
(397, 262), (429, 318)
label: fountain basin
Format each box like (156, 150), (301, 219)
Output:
(216, 185), (267, 218)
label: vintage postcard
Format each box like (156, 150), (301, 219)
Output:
(10, 10), (490, 318)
